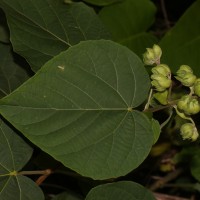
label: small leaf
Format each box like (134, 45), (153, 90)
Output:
(85, 181), (156, 200)
(99, 0), (157, 55)
(160, 0), (200, 76)
(83, 0), (123, 6)
(0, 40), (153, 179)
(0, 119), (44, 200)
(0, 43), (30, 98)
(0, 0), (110, 72)
(151, 118), (161, 144)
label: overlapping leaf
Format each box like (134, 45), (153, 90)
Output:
(85, 181), (156, 200)
(0, 43), (30, 98)
(160, 0), (200, 76)
(0, 40), (153, 179)
(99, 0), (157, 56)
(0, 119), (44, 200)
(0, 0), (110, 72)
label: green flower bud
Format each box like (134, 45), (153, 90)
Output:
(143, 44), (162, 65)
(152, 64), (171, 77)
(185, 98), (200, 115)
(175, 73), (196, 87)
(180, 123), (199, 141)
(143, 48), (155, 65)
(152, 44), (162, 59)
(175, 65), (196, 87)
(194, 78), (200, 97)
(177, 95), (190, 111)
(153, 90), (168, 105)
(177, 95), (200, 115)
(151, 74), (172, 92)
(178, 65), (193, 74)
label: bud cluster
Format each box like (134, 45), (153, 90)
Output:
(143, 44), (200, 141)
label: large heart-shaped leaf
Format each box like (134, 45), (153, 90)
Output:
(0, 40), (152, 180)
(85, 181), (156, 200)
(99, 0), (157, 56)
(159, 0), (200, 76)
(0, 43), (30, 98)
(0, 0), (110, 72)
(0, 119), (44, 200)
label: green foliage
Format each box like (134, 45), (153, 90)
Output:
(0, 0), (110, 72)
(85, 181), (156, 200)
(160, 0), (200, 76)
(0, 40), (153, 179)
(0, 43), (30, 98)
(0, 119), (44, 200)
(99, 0), (157, 56)
(0, 0), (200, 199)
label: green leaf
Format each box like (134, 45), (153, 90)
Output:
(0, 0), (110, 72)
(99, 0), (157, 55)
(0, 175), (44, 200)
(0, 9), (9, 43)
(0, 40), (153, 180)
(85, 181), (156, 200)
(151, 118), (161, 144)
(53, 192), (83, 200)
(159, 0), (200, 76)
(120, 33), (158, 58)
(83, 0), (123, 6)
(0, 43), (30, 98)
(0, 119), (44, 200)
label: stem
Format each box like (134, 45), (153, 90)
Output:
(149, 168), (183, 191)
(144, 89), (153, 111)
(18, 169), (52, 175)
(154, 192), (191, 200)
(144, 99), (179, 113)
(160, 0), (171, 29)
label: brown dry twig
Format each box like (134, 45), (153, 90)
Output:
(154, 192), (191, 200)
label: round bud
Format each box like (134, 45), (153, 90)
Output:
(175, 65), (196, 87)
(185, 98), (200, 115)
(151, 74), (172, 92)
(143, 44), (162, 65)
(152, 44), (162, 59)
(177, 95), (190, 111)
(180, 123), (199, 141)
(194, 78), (200, 97)
(151, 64), (171, 77)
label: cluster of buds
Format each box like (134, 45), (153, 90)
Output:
(143, 44), (162, 65)
(174, 65), (200, 141)
(143, 44), (200, 142)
